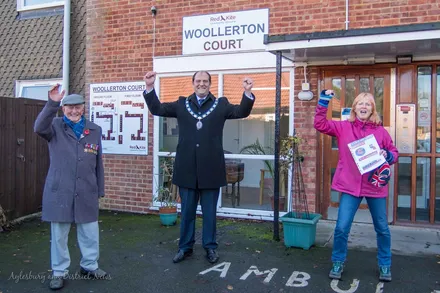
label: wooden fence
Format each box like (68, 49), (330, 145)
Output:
(0, 97), (50, 220)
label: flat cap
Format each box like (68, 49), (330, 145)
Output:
(61, 94), (85, 106)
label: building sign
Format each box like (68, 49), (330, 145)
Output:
(89, 82), (148, 155)
(341, 108), (351, 121)
(182, 8), (269, 55)
(396, 104), (415, 154)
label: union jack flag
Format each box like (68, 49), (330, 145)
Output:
(368, 162), (391, 187)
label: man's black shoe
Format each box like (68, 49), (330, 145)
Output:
(172, 249), (193, 263)
(206, 249), (219, 264)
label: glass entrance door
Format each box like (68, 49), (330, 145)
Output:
(396, 65), (440, 224)
(321, 68), (391, 222)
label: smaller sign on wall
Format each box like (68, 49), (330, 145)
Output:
(396, 104), (415, 154)
(341, 108), (351, 121)
(182, 8), (269, 55)
(89, 82), (148, 155)
(418, 110), (430, 127)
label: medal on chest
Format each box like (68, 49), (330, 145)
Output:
(185, 98), (219, 130)
(196, 119), (203, 130)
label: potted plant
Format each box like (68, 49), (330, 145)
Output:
(156, 156), (179, 226)
(279, 134), (322, 250)
(240, 139), (287, 211)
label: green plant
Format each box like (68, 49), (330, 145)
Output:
(280, 134), (311, 220)
(239, 139), (274, 178)
(240, 138), (292, 200)
(240, 134), (310, 218)
(156, 156), (179, 208)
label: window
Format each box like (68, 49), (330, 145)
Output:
(17, 0), (64, 11)
(16, 79), (62, 101)
(155, 70), (292, 213)
(417, 66), (432, 153)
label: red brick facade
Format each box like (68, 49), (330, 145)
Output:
(86, 0), (440, 214)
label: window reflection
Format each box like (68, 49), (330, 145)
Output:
(417, 66), (431, 153)
(224, 72), (290, 155)
(331, 79), (342, 149)
(436, 158), (440, 223)
(156, 156), (179, 204)
(360, 77), (370, 94)
(345, 78), (356, 108)
(416, 157), (430, 222)
(220, 158), (287, 212)
(397, 157), (411, 221)
(158, 75), (219, 152)
(374, 77), (384, 121)
(436, 67), (440, 153)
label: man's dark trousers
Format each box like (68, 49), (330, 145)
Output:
(178, 187), (220, 252)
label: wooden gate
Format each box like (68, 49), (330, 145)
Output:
(0, 97), (50, 220)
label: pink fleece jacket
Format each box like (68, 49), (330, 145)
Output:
(314, 105), (398, 198)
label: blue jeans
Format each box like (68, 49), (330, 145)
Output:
(332, 193), (391, 266)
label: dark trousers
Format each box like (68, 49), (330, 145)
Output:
(178, 187), (220, 252)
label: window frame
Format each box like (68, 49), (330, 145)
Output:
(152, 68), (295, 219)
(17, 0), (64, 12)
(15, 79), (62, 101)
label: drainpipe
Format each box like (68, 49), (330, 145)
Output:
(62, 0), (71, 94)
(345, 0), (349, 30)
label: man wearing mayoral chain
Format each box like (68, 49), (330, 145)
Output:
(143, 71), (254, 264)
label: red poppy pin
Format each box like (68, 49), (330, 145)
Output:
(84, 129), (90, 135)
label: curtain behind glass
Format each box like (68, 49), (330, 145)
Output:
(21, 86), (51, 101)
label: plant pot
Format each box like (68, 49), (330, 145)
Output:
(280, 212), (322, 250)
(270, 196), (286, 211)
(159, 206), (178, 226)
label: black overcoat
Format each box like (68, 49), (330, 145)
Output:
(144, 89), (255, 189)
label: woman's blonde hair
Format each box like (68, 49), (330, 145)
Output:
(348, 92), (381, 124)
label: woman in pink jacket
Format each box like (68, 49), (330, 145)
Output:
(314, 90), (398, 282)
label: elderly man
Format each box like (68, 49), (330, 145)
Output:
(34, 84), (107, 290)
(143, 71), (255, 264)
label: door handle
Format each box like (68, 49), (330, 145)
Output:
(17, 154), (25, 162)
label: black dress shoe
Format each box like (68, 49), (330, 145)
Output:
(206, 249), (219, 264)
(172, 249), (193, 263)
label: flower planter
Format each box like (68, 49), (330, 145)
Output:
(280, 212), (321, 250)
(159, 206), (178, 226)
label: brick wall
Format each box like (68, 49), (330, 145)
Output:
(293, 66), (320, 212)
(87, 0), (439, 213)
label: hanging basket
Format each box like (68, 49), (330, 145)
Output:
(280, 212), (321, 250)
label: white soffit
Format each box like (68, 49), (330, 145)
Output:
(264, 30), (440, 52)
(153, 51), (294, 74)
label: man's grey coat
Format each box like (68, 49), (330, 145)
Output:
(34, 99), (105, 223)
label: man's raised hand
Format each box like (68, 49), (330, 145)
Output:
(48, 84), (65, 102)
(144, 72), (156, 90)
(243, 77), (254, 95)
